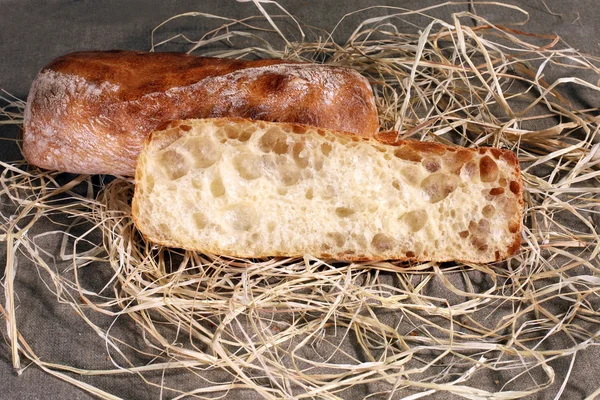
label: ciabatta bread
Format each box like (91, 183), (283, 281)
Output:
(132, 118), (523, 262)
(23, 51), (378, 176)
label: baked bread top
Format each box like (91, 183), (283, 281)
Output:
(23, 51), (379, 175)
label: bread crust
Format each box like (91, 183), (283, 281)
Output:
(23, 50), (379, 176)
(132, 118), (523, 263)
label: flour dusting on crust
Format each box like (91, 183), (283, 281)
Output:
(24, 70), (124, 172)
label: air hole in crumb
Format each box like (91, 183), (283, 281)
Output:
(406, 251), (416, 258)
(158, 149), (189, 180)
(459, 230), (469, 239)
(471, 236), (487, 250)
(392, 180), (401, 191)
(292, 125), (307, 134)
(509, 221), (519, 233)
(226, 206), (256, 231)
(482, 204), (495, 218)
(424, 159), (441, 172)
(462, 160), (478, 179)
(292, 142), (309, 168)
(277, 187), (288, 195)
(193, 212), (208, 229)
(233, 153), (261, 180)
(400, 165), (422, 186)
(469, 219), (491, 250)
(180, 125), (192, 131)
(238, 128), (255, 142)
(335, 207), (355, 218)
(352, 233), (367, 248)
(210, 177), (226, 197)
(279, 164), (301, 186)
(274, 140), (289, 154)
(259, 128), (289, 154)
(469, 219), (490, 235)
(371, 233), (396, 252)
(490, 187), (505, 196)
(224, 125), (239, 139)
(305, 188), (314, 199)
(321, 142), (332, 156)
(421, 173), (459, 203)
(323, 185), (335, 199)
(191, 177), (203, 190)
(499, 178), (508, 186)
(185, 137), (220, 169)
(445, 149), (475, 174)
(509, 181), (520, 195)
(267, 222), (276, 232)
(403, 210), (428, 232)
(327, 232), (346, 247)
(479, 156), (499, 182)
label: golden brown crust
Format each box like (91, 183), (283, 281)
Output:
(130, 236), (515, 263)
(43, 51), (292, 102)
(505, 150), (524, 258)
(23, 50), (378, 176)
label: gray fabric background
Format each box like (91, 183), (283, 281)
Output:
(1, 0), (599, 399)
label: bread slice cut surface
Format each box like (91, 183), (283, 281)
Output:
(132, 118), (523, 262)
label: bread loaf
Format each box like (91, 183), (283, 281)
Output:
(23, 50), (378, 176)
(132, 118), (523, 262)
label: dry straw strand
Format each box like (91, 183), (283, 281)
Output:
(1, 2), (600, 399)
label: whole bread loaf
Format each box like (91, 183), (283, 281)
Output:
(23, 51), (378, 176)
(132, 118), (523, 262)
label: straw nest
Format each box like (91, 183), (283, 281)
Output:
(1, 2), (599, 399)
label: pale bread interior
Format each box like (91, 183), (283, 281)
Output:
(132, 118), (522, 262)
